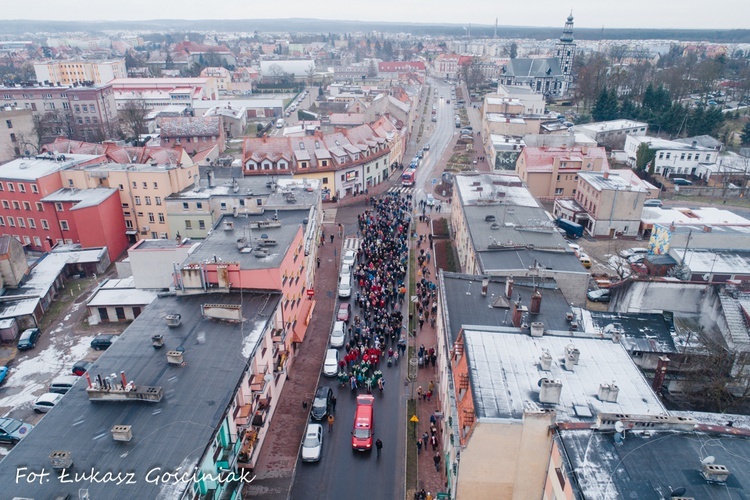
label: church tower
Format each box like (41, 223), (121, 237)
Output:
(554, 13), (576, 94)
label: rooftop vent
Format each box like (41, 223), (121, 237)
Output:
(111, 425), (133, 442)
(540, 350), (552, 371)
(49, 450), (73, 470)
(598, 382), (620, 403)
(538, 378), (562, 404)
(223, 220), (234, 231)
(701, 463), (730, 484)
(530, 322), (544, 337)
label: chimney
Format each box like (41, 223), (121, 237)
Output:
(529, 288), (542, 314)
(511, 299), (524, 328)
(703, 225), (712, 233)
(539, 350), (552, 370)
(652, 355), (670, 394)
(598, 382), (620, 403)
(691, 140), (697, 149)
(530, 322), (544, 337)
(564, 344), (580, 371)
(207, 169), (214, 188)
(603, 170), (609, 180)
(481, 276), (489, 296)
(505, 278), (514, 299)
(539, 378), (562, 404)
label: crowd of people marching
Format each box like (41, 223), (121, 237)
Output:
(336, 192), (413, 392)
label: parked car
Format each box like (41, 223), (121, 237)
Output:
(0, 366), (8, 385)
(342, 250), (356, 268)
(587, 289), (611, 303)
(423, 144), (430, 150)
(672, 178), (693, 186)
(301, 422), (323, 462)
(337, 302), (352, 322)
(426, 194), (436, 206)
(310, 386), (333, 421)
(579, 253), (592, 269)
(90, 334), (117, 351)
(33, 392), (63, 413)
(17, 328), (41, 351)
(627, 254), (647, 265)
(643, 199), (663, 207)
(330, 321), (346, 348)
(619, 247), (648, 259)
(416, 151), (424, 159)
(323, 349), (339, 377)
(71, 360), (93, 376)
(0, 417), (33, 444)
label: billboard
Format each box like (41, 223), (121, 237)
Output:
(494, 151), (520, 171)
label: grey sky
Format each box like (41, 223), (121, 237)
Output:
(1, 0), (747, 30)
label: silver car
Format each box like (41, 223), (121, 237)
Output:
(301, 423), (323, 462)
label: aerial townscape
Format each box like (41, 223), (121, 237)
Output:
(1, 3), (750, 499)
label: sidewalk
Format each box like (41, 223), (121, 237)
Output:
(409, 209), (447, 497)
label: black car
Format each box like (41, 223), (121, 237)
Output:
(310, 386), (333, 421)
(71, 360), (93, 376)
(17, 328), (41, 351)
(90, 334), (117, 350)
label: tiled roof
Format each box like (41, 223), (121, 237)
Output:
(161, 116), (221, 137)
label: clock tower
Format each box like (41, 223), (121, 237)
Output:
(554, 13), (576, 94)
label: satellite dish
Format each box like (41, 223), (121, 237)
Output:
(701, 456), (716, 465)
(615, 421), (624, 433)
(261, 233), (268, 239)
(613, 432), (624, 444)
(670, 487), (687, 497)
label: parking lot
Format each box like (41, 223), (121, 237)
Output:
(0, 275), (127, 455)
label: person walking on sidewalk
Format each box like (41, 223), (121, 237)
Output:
(433, 452), (441, 472)
(416, 438), (422, 455)
(375, 438), (383, 457)
(327, 414), (335, 432)
(331, 395), (337, 413)
(422, 432), (429, 450)
(317, 257), (321, 268)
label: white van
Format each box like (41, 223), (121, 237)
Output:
(330, 321), (346, 348)
(338, 274), (352, 299)
(49, 375), (79, 394)
(275, 118), (284, 129)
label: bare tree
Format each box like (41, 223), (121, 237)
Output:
(119, 97), (150, 143)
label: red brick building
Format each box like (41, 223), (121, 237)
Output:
(160, 116), (225, 154)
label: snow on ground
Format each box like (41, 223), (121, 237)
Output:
(0, 334), (95, 415)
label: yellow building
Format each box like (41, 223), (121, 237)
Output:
(34, 60), (127, 86)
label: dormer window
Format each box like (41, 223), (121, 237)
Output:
(299, 142), (305, 149)
(315, 141), (320, 149)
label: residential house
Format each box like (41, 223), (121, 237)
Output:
(200, 66), (232, 92)
(126, 237), (198, 289)
(450, 173), (588, 305)
(34, 59), (127, 85)
(110, 77), (219, 110)
(570, 119), (648, 149)
(624, 135), (717, 177)
(86, 276), (157, 324)
(204, 104), (248, 139)
(161, 116), (226, 154)
(515, 145), (609, 199)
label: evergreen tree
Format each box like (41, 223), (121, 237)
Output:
(635, 143), (656, 171)
(741, 122), (750, 146)
(592, 87), (618, 121)
(619, 97), (637, 119)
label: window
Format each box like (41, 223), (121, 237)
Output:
(17, 218), (25, 228)
(158, 213), (165, 223)
(137, 212), (143, 218)
(142, 182), (148, 189)
(125, 220), (133, 229)
(35, 202), (43, 211)
(134, 196), (141, 205)
(1, 201), (7, 209)
(199, 220), (206, 230)
(41, 219), (49, 230)
(196, 202), (202, 209)
(55, 202), (63, 212)
(148, 213), (155, 223)
(12, 201), (20, 210)
(7, 183), (14, 192)
(666, 153), (671, 159)
(7, 217), (14, 227)
(9, 132), (16, 143)
(555, 188), (564, 195)
(18, 183), (25, 193)
(0, 216), (4, 226)
(155, 196), (162, 205)
(182, 202), (189, 211)
(680, 153), (685, 160)
(185, 220), (193, 230)
(33, 236), (41, 246)
(256, 198), (263, 206)
(23, 236), (30, 245)
(0, 182), (3, 191)
(220, 202), (227, 210)
(6, 119), (12, 128)
(132, 181), (137, 188)
(23, 201), (30, 211)
(153, 182), (158, 189)
(60, 220), (69, 231)
(31, 184), (38, 193)
(145, 196), (151, 205)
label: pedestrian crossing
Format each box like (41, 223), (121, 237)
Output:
(388, 186), (414, 195)
(343, 237), (361, 252)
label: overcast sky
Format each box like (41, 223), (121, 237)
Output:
(1, 0), (747, 30)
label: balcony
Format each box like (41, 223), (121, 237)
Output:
(273, 350), (288, 374)
(252, 397), (272, 427)
(237, 428), (259, 464)
(271, 328), (286, 345)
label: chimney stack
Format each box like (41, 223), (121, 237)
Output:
(603, 170), (609, 180)
(481, 276), (489, 296)
(539, 378), (563, 404)
(505, 278), (514, 299)
(652, 355), (670, 394)
(529, 288), (542, 314)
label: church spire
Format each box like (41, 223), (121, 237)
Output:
(560, 12), (574, 43)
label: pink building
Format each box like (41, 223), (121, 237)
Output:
(515, 146), (609, 200)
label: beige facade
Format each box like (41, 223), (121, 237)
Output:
(34, 60), (127, 86)
(575, 171), (648, 237)
(457, 411), (556, 500)
(0, 108), (34, 163)
(515, 146), (609, 200)
(0, 234), (29, 288)
(61, 162), (198, 241)
(483, 114), (540, 138)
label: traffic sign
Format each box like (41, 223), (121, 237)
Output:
(306, 289), (315, 297)
(410, 415), (419, 423)
(432, 178), (438, 186)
